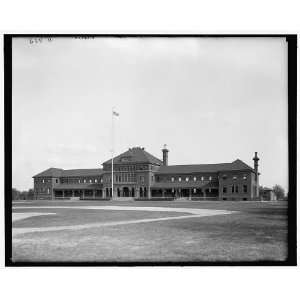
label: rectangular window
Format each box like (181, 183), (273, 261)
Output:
(232, 185), (234, 193)
(235, 185), (239, 193)
(243, 185), (247, 193)
(223, 187), (227, 193)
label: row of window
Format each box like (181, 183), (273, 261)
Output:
(104, 174), (145, 184)
(60, 178), (103, 184)
(105, 164), (150, 172)
(157, 176), (214, 183)
(222, 174), (248, 180)
(35, 178), (51, 184)
(222, 185), (248, 194)
(115, 173), (137, 183)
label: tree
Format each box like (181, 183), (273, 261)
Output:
(12, 188), (21, 200)
(259, 186), (265, 197)
(272, 184), (285, 200)
(27, 189), (34, 200)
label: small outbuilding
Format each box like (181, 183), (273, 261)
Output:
(261, 188), (277, 201)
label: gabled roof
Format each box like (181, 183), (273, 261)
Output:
(33, 168), (103, 178)
(103, 147), (163, 165)
(61, 169), (103, 177)
(33, 168), (64, 178)
(156, 159), (254, 174)
(53, 183), (103, 190)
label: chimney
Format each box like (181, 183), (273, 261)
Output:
(253, 152), (260, 198)
(162, 144), (169, 166)
(253, 152), (259, 178)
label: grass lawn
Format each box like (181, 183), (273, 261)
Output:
(11, 200), (288, 263)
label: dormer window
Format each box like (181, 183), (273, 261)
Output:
(201, 176), (204, 181)
(171, 177), (174, 182)
(233, 176), (237, 180)
(185, 177), (189, 182)
(179, 177), (182, 182)
(193, 177), (196, 181)
(222, 174), (227, 180)
(209, 176), (212, 181)
(84, 179), (86, 183)
(243, 175), (247, 180)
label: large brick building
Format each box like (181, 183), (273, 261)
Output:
(33, 146), (260, 201)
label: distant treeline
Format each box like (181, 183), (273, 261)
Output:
(12, 188), (34, 200)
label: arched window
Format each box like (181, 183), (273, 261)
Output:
(140, 187), (143, 197)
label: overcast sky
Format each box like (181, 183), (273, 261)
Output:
(12, 37), (288, 192)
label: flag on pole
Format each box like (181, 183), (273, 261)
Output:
(113, 111), (119, 116)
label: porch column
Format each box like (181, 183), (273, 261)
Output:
(72, 190), (74, 197)
(147, 187), (151, 199)
(162, 189), (165, 198)
(189, 188), (192, 200)
(63, 190), (65, 199)
(93, 190), (96, 199)
(82, 190), (85, 199)
(203, 189), (206, 200)
(102, 189), (106, 198)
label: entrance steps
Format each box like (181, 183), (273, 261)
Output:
(111, 197), (135, 201)
(174, 197), (192, 202)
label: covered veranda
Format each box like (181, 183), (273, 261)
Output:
(151, 182), (219, 199)
(53, 184), (103, 199)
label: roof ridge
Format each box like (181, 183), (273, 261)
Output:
(167, 162), (232, 167)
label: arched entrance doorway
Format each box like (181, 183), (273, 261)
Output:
(139, 187), (144, 197)
(123, 187), (130, 197)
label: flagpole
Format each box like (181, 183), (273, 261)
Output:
(111, 108), (114, 199)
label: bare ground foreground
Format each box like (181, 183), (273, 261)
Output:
(11, 200), (288, 262)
